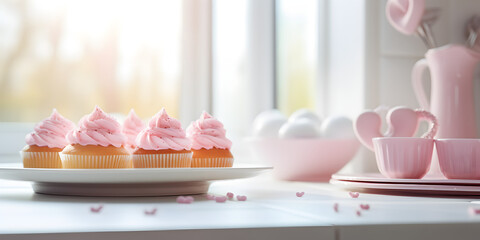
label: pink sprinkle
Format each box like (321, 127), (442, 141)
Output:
(349, 192), (360, 198)
(226, 192), (234, 199)
(215, 196), (227, 203)
(236, 195), (247, 201)
(469, 207), (480, 216)
(333, 203), (339, 213)
(356, 210), (362, 217)
(90, 205), (103, 213)
(144, 208), (157, 215)
(360, 204), (370, 210)
(206, 194), (215, 200)
(176, 196), (194, 204)
(296, 192), (305, 197)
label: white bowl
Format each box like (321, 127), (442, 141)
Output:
(246, 138), (360, 181)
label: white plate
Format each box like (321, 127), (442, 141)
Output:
(330, 179), (480, 196)
(332, 173), (480, 186)
(0, 164), (272, 197)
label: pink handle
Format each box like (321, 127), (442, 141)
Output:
(354, 107), (418, 151)
(411, 59), (430, 110)
(416, 110), (438, 139)
(354, 107), (438, 151)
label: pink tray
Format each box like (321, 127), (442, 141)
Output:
(331, 173), (480, 185)
(330, 179), (480, 196)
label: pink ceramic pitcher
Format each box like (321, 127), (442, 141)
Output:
(412, 44), (480, 139)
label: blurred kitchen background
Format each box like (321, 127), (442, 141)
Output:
(0, 0), (479, 171)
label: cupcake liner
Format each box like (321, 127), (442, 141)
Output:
(60, 154), (130, 169)
(132, 153), (192, 168)
(21, 151), (62, 168)
(191, 157), (234, 168)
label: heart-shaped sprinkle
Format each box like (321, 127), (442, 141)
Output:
(90, 205), (103, 213)
(349, 192), (359, 198)
(469, 207), (480, 216)
(360, 204), (370, 210)
(176, 196), (194, 204)
(237, 195), (247, 201)
(206, 194), (215, 200)
(356, 210), (362, 217)
(333, 203), (339, 213)
(215, 196), (227, 203)
(144, 208), (157, 215)
(226, 192), (234, 199)
(296, 192), (305, 197)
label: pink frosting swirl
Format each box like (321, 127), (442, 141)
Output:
(187, 111), (232, 150)
(25, 109), (75, 148)
(66, 106), (126, 147)
(122, 109), (145, 148)
(136, 108), (191, 151)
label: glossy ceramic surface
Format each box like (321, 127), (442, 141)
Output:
(436, 139), (480, 179)
(412, 44), (480, 139)
(386, 0), (425, 35)
(332, 173), (466, 184)
(412, 45), (480, 178)
(247, 138), (360, 182)
(330, 179), (480, 195)
(0, 164), (272, 196)
(373, 137), (434, 179)
(0, 164), (272, 183)
(354, 107), (437, 151)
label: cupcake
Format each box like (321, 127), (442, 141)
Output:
(22, 109), (75, 168)
(133, 108), (192, 168)
(61, 106), (130, 169)
(186, 112), (233, 168)
(122, 109), (145, 167)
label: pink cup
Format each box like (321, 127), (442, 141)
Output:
(373, 137), (434, 179)
(436, 139), (480, 179)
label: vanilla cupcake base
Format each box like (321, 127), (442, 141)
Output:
(132, 153), (192, 168)
(127, 159), (134, 168)
(190, 148), (234, 168)
(21, 151), (62, 168)
(60, 154), (130, 169)
(192, 158), (234, 168)
(125, 146), (135, 168)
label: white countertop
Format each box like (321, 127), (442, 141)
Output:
(1, 174), (480, 240)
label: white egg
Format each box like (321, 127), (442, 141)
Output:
(288, 109), (322, 126)
(253, 109), (285, 128)
(253, 110), (287, 138)
(279, 118), (321, 138)
(320, 115), (355, 139)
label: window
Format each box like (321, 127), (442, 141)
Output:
(212, 0), (321, 141)
(212, 0), (248, 141)
(276, 0), (318, 115)
(0, 0), (182, 122)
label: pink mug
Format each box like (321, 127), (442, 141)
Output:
(373, 137), (434, 179)
(436, 139), (480, 179)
